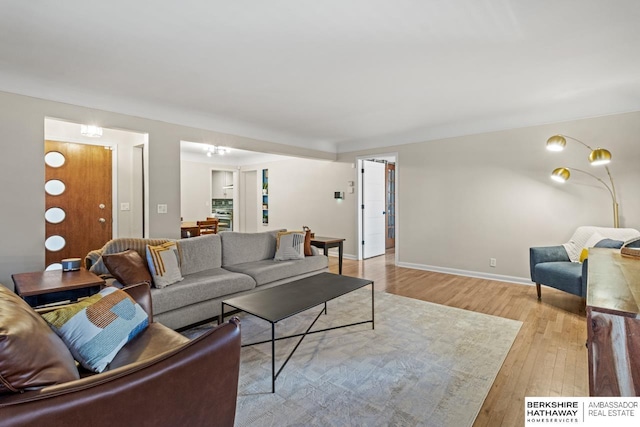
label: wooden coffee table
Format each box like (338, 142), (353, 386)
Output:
(220, 272), (374, 392)
(12, 269), (105, 307)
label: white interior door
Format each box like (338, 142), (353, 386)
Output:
(362, 160), (386, 259)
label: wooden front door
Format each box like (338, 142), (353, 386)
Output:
(45, 140), (112, 268)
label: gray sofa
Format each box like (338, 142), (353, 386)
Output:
(86, 230), (328, 329)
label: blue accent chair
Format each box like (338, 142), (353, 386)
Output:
(530, 239), (627, 300)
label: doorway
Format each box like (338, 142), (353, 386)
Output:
(44, 118), (148, 270)
(357, 154), (398, 261)
(45, 140), (112, 269)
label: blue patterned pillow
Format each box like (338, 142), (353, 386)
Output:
(42, 287), (149, 373)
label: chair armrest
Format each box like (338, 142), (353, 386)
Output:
(122, 282), (153, 322)
(529, 245), (570, 282)
(0, 318), (241, 427)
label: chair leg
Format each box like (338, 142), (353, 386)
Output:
(536, 283), (541, 300)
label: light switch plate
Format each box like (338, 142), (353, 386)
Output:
(157, 204), (168, 214)
(120, 202), (130, 211)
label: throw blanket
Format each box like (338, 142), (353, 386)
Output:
(86, 238), (170, 276)
(562, 226), (640, 262)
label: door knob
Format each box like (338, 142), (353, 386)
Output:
(98, 218), (106, 223)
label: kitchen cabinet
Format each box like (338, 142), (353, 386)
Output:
(211, 171), (233, 199)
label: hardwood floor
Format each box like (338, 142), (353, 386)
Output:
(327, 250), (588, 427)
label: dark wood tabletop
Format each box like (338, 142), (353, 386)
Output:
(12, 269), (105, 297)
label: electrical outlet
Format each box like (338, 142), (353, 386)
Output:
(157, 204), (168, 214)
(490, 258), (497, 267)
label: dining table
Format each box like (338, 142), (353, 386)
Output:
(181, 219), (230, 238)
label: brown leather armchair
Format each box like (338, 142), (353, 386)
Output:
(0, 283), (241, 427)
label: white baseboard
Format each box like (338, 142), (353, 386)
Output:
(396, 262), (533, 286)
(326, 250), (357, 260)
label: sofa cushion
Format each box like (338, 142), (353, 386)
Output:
(103, 249), (152, 286)
(0, 285), (79, 394)
(151, 268), (256, 316)
(178, 234), (222, 275)
(534, 262), (583, 296)
(42, 287), (149, 373)
(146, 242), (184, 289)
(107, 322), (189, 370)
(274, 231), (305, 261)
(224, 255), (328, 286)
(220, 230), (282, 266)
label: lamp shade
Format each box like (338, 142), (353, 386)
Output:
(551, 167), (570, 183)
(588, 148), (612, 166)
(546, 135), (566, 151)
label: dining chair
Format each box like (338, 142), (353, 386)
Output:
(197, 219), (218, 235)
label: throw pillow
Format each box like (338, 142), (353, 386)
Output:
(594, 238), (624, 249)
(146, 242), (183, 289)
(274, 231), (306, 261)
(624, 236), (640, 248)
(303, 227), (313, 256)
(102, 249), (152, 286)
(42, 287), (149, 373)
(579, 248), (589, 263)
(0, 285), (79, 394)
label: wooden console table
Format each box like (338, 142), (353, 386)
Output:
(586, 248), (640, 396)
(310, 237), (345, 275)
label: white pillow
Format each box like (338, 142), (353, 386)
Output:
(274, 231), (305, 261)
(146, 242), (184, 288)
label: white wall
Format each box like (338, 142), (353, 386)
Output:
(180, 160), (214, 221)
(181, 156), (358, 255)
(240, 158), (358, 256)
(0, 90), (333, 290)
(339, 112), (640, 283)
(2, 88), (638, 291)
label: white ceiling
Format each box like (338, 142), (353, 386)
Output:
(2, 1), (639, 154)
(180, 141), (290, 166)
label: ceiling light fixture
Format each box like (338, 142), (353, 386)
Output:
(80, 125), (103, 138)
(204, 145), (230, 156)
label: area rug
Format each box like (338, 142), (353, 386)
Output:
(183, 289), (522, 427)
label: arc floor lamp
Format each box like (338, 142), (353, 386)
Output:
(546, 134), (619, 228)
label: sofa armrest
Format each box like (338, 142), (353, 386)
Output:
(0, 318), (241, 427)
(84, 249), (103, 270)
(529, 245), (570, 282)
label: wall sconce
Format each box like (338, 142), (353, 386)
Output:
(80, 125), (103, 138)
(546, 134), (619, 227)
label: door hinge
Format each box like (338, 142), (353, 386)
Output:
(362, 240), (365, 245)
(361, 168), (365, 174)
(361, 204), (364, 209)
